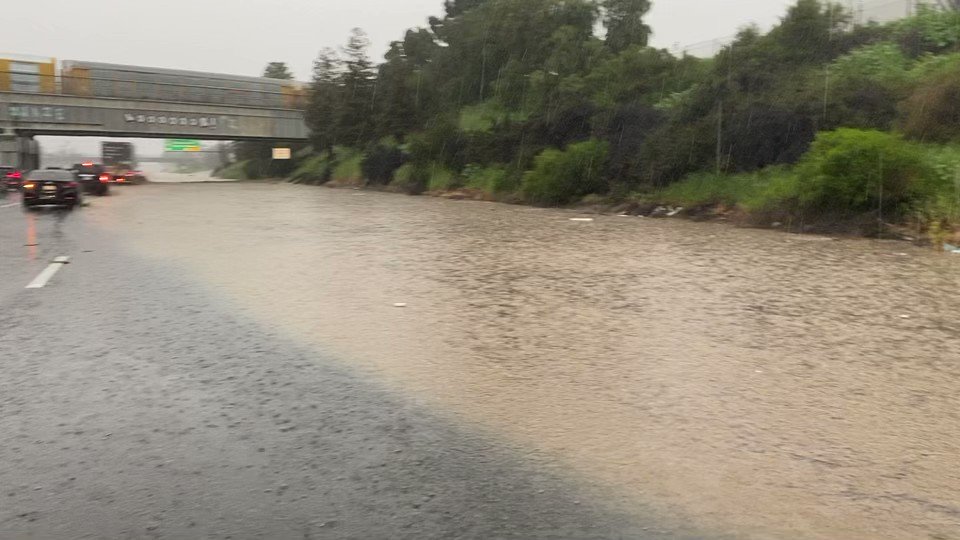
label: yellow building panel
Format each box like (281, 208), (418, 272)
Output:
(39, 60), (56, 93)
(0, 59), (10, 92)
(63, 67), (92, 96)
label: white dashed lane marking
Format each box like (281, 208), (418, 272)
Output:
(26, 256), (71, 289)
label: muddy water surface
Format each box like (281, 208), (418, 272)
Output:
(89, 182), (960, 539)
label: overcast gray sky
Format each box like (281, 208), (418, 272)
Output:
(6, 0), (795, 157)
(6, 0), (795, 80)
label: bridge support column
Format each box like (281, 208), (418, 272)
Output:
(0, 132), (40, 170)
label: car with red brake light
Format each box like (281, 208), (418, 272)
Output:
(22, 169), (84, 209)
(73, 162), (111, 195)
(2, 166), (23, 190)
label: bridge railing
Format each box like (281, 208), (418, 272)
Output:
(0, 68), (307, 110)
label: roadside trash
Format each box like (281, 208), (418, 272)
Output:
(393, 303), (407, 308)
(569, 218), (594, 222)
(650, 206), (683, 217)
(945, 243), (960, 254)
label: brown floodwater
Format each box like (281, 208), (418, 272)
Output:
(89, 181), (960, 539)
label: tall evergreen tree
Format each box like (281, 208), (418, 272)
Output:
(262, 62), (294, 80)
(601, 0), (652, 52)
(305, 48), (343, 152)
(337, 28), (378, 146)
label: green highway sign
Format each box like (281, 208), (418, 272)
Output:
(164, 139), (202, 152)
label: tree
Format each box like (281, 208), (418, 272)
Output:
(939, 0), (960, 11)
(767, 0), (849, 65)
(900, 69), (960, 143)
(375, 30), (439, 138)
(231, 61), (298, 177)
(601, 0), (652, 52)
(443, 0), (489, 17)
(262, 62), (294, 80)
(305, 48), (343, 152)
(337, 28), (378, 147)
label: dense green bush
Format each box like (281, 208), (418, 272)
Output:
(830, 43), (910, 86)
(907, 52), (960, 83)
(390, 162), (430, 194)
(900, 70), (960, 143)
(794, 129), (928, 213)
(463, 164), (520, 195)
(657, 167), (803, 213)
(330, 147), (365, 185)
(659, 171), (766, 207)
(426, 164), (457, 191)
(916, 145), (960, 225)
(521, 139), (609, 205)
(361, 141), (406, 185)
(290, 153), (332, 184)
(407, 117), (465, 170)
(894, 6), (960, 57)
(459, 101), (528, 133)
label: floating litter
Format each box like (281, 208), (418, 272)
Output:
(569, 218), (594, 222)
(393, 303), (408, 308)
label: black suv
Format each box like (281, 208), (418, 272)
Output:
(22, 169), (83, 209)
(73, 163), (110, 196)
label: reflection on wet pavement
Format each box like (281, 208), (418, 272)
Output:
(90, 182), (960, 540)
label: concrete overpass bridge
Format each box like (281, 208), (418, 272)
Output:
(0, 56), (309, 167)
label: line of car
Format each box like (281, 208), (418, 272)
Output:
(3, 163), (147, 210)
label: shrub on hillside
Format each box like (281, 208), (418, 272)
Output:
(390, 163), (430, 195)
(795, 129), (928, 213)
(361, 141), (406, 185)
(407, 117), (464, 171)
(463, 164), (519, 195)
(290, 153), (333, 184)
(894, 6), (960, 57)
(900, 70), (960, 143)
(330, 148), (364, 185)
(521, 139), (609, 205)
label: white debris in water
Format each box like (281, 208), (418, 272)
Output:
(393, 303), (408, 308)
(569, 218), (594, 222)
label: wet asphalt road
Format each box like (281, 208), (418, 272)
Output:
(0, 188), (695, 539)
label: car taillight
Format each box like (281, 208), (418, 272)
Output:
(99, 174), (110, 183)
(9, 171), (21, 179)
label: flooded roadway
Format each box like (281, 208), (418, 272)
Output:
(4, 177), (960, 539)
